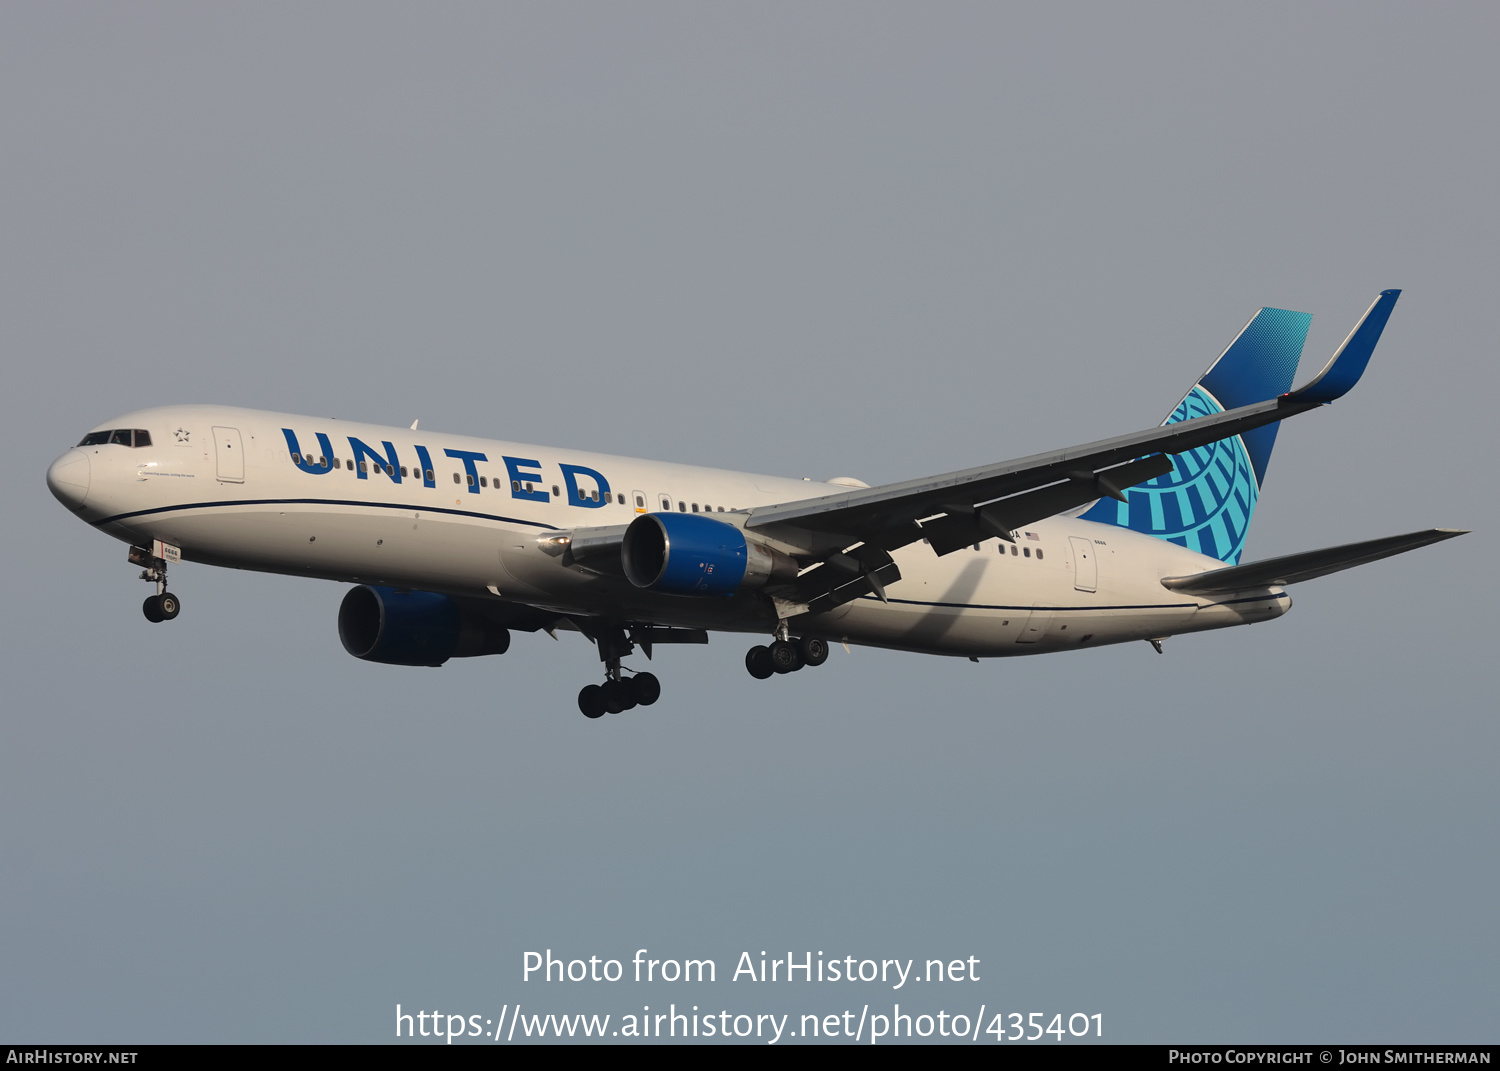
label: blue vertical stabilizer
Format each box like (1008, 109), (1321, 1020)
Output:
(1079, 306), (1312, 563)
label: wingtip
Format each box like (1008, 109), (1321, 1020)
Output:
(1284, 289), (1401, 405)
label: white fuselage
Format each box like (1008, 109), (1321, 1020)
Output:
(48, 405), (1290, 657)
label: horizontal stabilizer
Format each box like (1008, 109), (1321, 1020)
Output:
(1160, 528), (1467, 594)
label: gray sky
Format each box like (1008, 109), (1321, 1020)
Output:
(3, 2), (1494, 1043)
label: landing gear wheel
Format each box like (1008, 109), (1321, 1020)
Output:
(631, 672), (661, 706)
(769, 639), (804, 673)
(745, 645), (774, 680)
(603, 678), (636, 714)
(142, 595), (165, 623)
(158, 592), (181, 620)
(798, 635), (829, 667)
(578, 685), (607, 719)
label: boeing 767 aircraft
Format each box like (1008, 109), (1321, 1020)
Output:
(46, 290), (1463, 717)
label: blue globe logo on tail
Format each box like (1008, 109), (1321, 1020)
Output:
(1079, 305), (1311, 564)
(1083, 388), (1258, 563)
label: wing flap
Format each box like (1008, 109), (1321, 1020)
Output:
(784, 545), (902, 614)
(920, 453), (1175, 556)
(1160, 528), (1467, 594)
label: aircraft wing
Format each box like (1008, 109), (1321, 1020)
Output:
(1160, 528), (1468, 594)
(747, 397), (1296, 554)
(746, 290), (1401, 563)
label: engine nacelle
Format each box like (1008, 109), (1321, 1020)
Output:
(622, 513), (797, 596)
(337, 585), (511, 666)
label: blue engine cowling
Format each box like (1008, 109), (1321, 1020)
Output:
(621, 513), (797, 596)
(337, 585), (511, 666)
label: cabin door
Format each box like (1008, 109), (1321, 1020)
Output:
(1069, 536), (1098, 593)
(212, 426), (245, 483)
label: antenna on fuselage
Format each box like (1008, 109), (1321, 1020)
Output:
(410, 419), (419, 430)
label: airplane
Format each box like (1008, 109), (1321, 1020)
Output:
(46, 289), (1465, 719)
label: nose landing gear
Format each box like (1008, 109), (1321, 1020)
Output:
(130, 544), (182, 623)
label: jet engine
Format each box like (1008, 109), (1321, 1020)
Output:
(621, 513), (797, 596)
(337, 585), (512, 666)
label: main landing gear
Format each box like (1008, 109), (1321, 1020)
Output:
(745, 632), (829, 680)
(577, 672), (661, 719)
(129, 545), (182, 623)
(577, 625), (662, 719)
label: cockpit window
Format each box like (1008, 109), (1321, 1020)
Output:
(78, 429), (154, 448)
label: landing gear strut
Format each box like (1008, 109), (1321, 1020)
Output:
(577, 625), (662, 718)
(130, 545), (182, 623)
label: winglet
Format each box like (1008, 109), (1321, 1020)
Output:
(1284, 289), (1400, 404)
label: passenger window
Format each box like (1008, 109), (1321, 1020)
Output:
(1023, 546), (1031, 558)
(453, 473), (461, 484)
(480, 476), (487, 488)
(717, 506), (724, 512)
(425, 470), (434, 482)
(400, 466), (408, 477)
(1011, 545), (1018, 556)
(318, 457), (326, 467)
(292, 452), (302, 464)
(553, 485), (560, 497)
(134, 430), (152, 447)
(467, 474), (476, 487)
(110, 429), (133, 446)
(1036, 549), (1044, 560)
(591, 490), (599, 502)
(386, 464), (394, 476)
(692, 503), (699, 513)
(359, 462), (368, 473)
(617, 493), (625, 505)
(635, 495), (645, 507)
(660, 495), (671, 511)
(78, 431), (111, 446)
(678, 501), (686, 512)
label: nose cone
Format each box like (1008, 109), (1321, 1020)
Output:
(47, 449), (91, 510)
